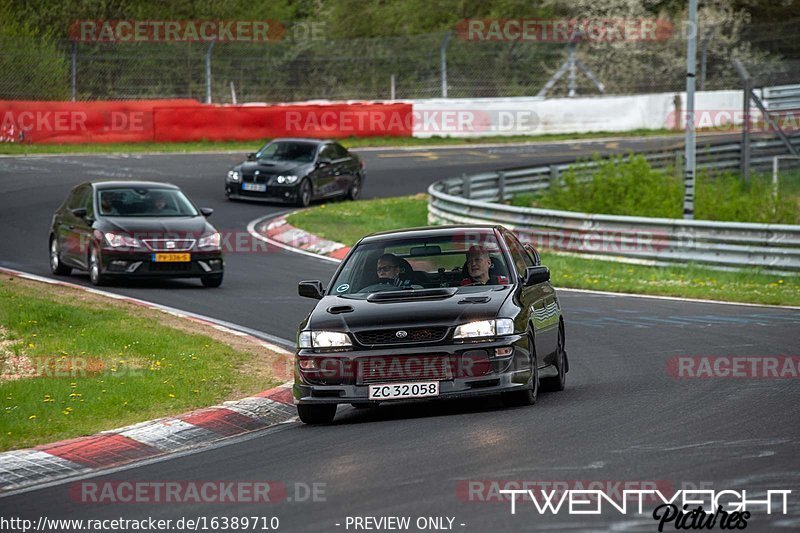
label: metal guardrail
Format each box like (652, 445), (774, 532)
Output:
(428, 137), (800, 272)
(763, 84), (800, 112)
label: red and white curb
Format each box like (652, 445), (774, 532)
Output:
(0, 267), (297, 492)
(256, 214), (351, 261)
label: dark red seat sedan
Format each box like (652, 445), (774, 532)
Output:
(49, 181), (224, 287)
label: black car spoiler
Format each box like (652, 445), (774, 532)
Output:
(366, 287), (457, 302)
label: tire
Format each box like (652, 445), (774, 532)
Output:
(501, 334), (539, 407)
(541, 321), (567, 392)
(347, 175), (362, 201)
(201, 273), (223, 288)
(295, 179), (312, 208)
(88, 246), (107, 286)
(297, 403), (337, 425)
(49, 236), (72, 276)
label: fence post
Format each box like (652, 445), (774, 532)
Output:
(71, 42), (77, 101)
(549, 165), (559, 189)
(390, 74), (396, 100)
(205, 40), (216, 104)
(497, 171), (506, 202)
(439, 31), (452, 98)
(462, 173), (470, 199)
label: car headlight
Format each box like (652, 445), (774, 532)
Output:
(276, 175), (299, 184)
(453, 318), (514, 339)
(298, 331), (352, 349)
(227, 170), (241, 182)
(103, 232), (140, 248)
(198, 232), (221, 249)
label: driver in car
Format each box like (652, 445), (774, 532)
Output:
(360, 253), (422, 292)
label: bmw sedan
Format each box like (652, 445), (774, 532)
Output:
(225, 138), (365, 207)
(49, 181), (224, 287)
(294, 225), (568, 424)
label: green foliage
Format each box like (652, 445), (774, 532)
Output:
(512, 156), (799, 224)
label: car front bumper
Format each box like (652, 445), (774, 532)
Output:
(99, 249), (224, 279)
(225, 181), (299, 203)
(293, 334), (535, 405)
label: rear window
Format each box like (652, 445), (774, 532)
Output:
(330, 232), (512, 297)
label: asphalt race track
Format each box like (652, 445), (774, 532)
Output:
(0, 135), (799, 531)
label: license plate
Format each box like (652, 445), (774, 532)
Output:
(242, 183), (267, 192)
(152, 253), (191, 262)
(368, 381), (439, 400)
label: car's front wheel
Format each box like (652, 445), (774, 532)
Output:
(296, 179), (312, 208)
(201, 273), (223, 288)
(297, 404), (337, 424)
(541, 320), (567, 392)
(49, 236), (71, 276)
(88, 246), (107, 286)
(501, 334), (539, 407)
(347, 175), (362, 201)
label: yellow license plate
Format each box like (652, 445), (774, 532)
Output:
(152, 253), (191, 262)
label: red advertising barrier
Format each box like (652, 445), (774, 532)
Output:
(153, 102), (412, 142)
(1, 100), (412, 144)
(0, 99), (199, 144)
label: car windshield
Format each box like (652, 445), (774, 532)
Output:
(329, 232), (512, 298)
(256, 141), (317, 163)
(97, 188), (199, 217)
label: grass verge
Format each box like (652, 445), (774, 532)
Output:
(0, 129), (677, 155)
(286, 195), (799, 306)
(0, 276), (285, 451)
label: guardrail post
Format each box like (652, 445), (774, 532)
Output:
(497, 171), (506, 202)
(462, 173), (471, 199)
(549, 165), (559, 188)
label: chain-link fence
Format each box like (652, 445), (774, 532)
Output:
(1, 19), (798, 102)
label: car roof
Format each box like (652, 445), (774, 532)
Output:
(359, 225), (502, 244)
(268, 138), (330, 145)
(90, 181), (181, 190)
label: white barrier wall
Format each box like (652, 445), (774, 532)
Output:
(410, 90), (742, 137)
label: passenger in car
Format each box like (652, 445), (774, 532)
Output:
(461, 245), (506, 286)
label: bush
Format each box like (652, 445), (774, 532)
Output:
(511, 155), (799, 224)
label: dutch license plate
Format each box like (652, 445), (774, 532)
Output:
(368, 381), (439, 400)
(242, 183), (267, 192)
(152, 253), (191, 262)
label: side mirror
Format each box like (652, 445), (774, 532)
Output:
(317, 157), (331, 167)
(246, 153), (257, 161)
(200, 207), (214, 217)
(524, 266), (550, 286)
(298, 280), (325, 300)
(71, 207), (87, 218)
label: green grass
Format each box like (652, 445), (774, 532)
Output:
(510, 156), (800, 224)
(0, 129), (677, 155)
(0, 279), (278, 451)
(287, 193), (429, 245)
(286, 195), (799, 306)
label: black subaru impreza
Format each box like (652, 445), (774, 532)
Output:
(294, 225), (568, 424)
(49, 181), (223, 287)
